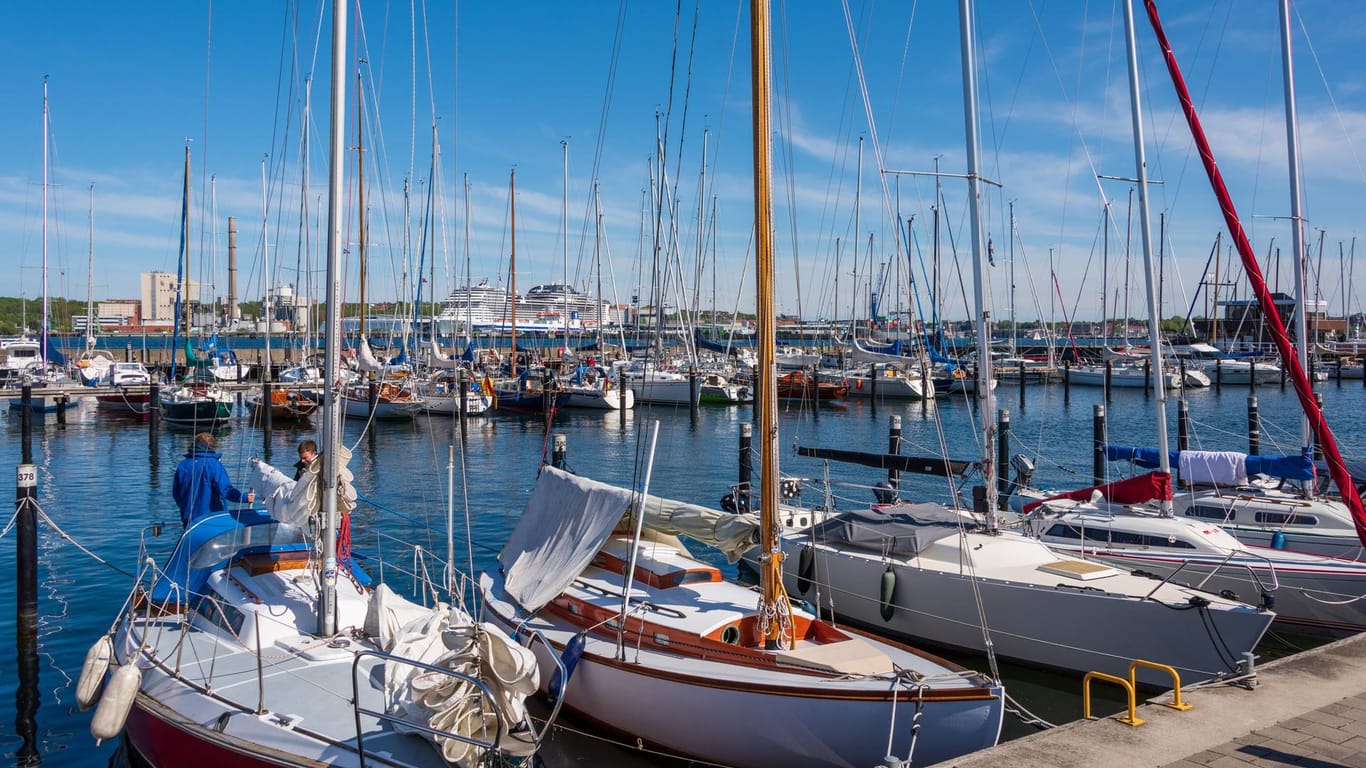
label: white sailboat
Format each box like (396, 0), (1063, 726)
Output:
(80, 8), (546, 765)
(478, 4), (1005, 766)
(771, 0), (1271, 686)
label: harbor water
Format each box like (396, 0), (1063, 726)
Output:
(1, 377), (1364, 766)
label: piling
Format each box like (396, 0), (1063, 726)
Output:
(1215, 359), (1223, 393)
(1337, 359), (1344, 386)
(1093, 403), (1107, 486)
(1314, 393), (1325, 461)
(148, 380), (161, 448)
(1018, 360), (1026, 406)
(552, 433), (567, 469)
(1248, 395), (1261, 456)
(871, 363), (880, 403)
(1063, 360), (1071, 404)
(1144, 359), (1152, 396)
(1179, 358), (1187, 390)
(124, 342), (132, 362)
(1250, 361), (1259, 394)
(457, 370), (468, 439)
(261, 381), (273, 436)
(887, 415), (902, 493)
(367, 380), (378, 419)
(55, 395), (66, 427)
(1104, 361), (1113, 403)
(1178, 399), (1190, 452)
(810, 365), (820, 422)
(739, 423), (753, 512)
(688, 365), (699, 423)
(1280, 362), (1287, 391)
(998, 409), (1011, 508)
(20, 385), (32, 449)
(16, 416), (38, 763)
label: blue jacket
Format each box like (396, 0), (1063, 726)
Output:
(172, 448), (249, 525)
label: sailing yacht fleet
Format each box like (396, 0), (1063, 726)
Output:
(20, 0), (1364, 766)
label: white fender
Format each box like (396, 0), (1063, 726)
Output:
(75, 635), (113, 712)
(90, 663), (140, 745)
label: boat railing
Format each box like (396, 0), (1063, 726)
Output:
(519, 629), (568, 748)
(350, 649), (506, 765)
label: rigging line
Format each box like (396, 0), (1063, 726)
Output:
(1293, 5), (1366, 191)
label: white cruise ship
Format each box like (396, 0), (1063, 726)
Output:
(436, 280), (612, 334)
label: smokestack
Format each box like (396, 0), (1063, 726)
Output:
(227, 216), (239, 322)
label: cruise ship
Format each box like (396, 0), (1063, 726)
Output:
(436, 280), (612, 334)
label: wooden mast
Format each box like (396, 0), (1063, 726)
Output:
(750, 0), (791, 650)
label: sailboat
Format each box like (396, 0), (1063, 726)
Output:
(768, 0), (1272, 686)
(81, 8), (547, 764)
(8, 80), (76, 414)
(1008, 0), (1366, 635)
(158, 146), (233, 430)
(478, 4), (1004, 767)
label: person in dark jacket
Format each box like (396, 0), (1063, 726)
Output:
(293, 439), (319, 481)
(172, 432), (254, 525)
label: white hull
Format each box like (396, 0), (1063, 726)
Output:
(1067, 365), (1182, 389)
(843, 370), (934, 399)
(421, 391), (491, 416)
(627, 375), (697, 405)
(1201, 360), (1282, 384)
(776, 524), (1270, 683)
(563, 385), (633, 410)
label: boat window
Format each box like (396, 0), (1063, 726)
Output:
(1044, 524), (1081, 539)
(1186, 505), (1233, 522)
(189, 523), (309, 568)
(194, 596), (245, 635)
(1253, 511), (1318, 526)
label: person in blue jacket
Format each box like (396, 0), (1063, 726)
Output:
(172, 432), (255, 525)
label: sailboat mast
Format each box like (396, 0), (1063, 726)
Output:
(510, 170), (518, 379)
(958, 0), (997, 522)
(1122, 0), (1173, 513)
(41, 79), (49, 366)
(562, 140), (570, 339)
(87, 184), (95, 348)
(357, 68), (367, 342)
(262, 157), (273, 383)
(463, 173), (472, 342)
(1279, 0), (1313, 453)
(750, 0), (788, 650)
(318, 0), (348, 638)
(183, 146), (192, 357)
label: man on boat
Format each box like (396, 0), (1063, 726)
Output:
(293, 439), (318, 480)
(172, 432), (254, 525)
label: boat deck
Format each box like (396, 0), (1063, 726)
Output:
(930, 631), (1366, 768)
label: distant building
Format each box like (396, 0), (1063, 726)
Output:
(72, 299), (141, 333)
(141, 271), (202, 324)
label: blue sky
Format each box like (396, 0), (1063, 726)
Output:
(2, 1), (1366, 325)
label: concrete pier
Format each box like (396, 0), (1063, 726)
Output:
(933, 632), (1366, 768)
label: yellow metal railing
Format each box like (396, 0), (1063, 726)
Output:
(1083, 659), (1193, 727)
(1083, 671), (1144, 726)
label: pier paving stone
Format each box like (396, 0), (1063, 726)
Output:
(929, 632), (1366, 768)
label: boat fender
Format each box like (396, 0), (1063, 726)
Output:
(797, 546), (814, 595)
(90, 663), (141, 745)
(1260, 590), (1275, 612)
(879, 567), (896, 622)
(549, 633), (586, 700)
(1271, 531), (1286, 549)
(76, 635), (113, 711)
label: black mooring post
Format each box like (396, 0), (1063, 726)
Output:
(1144, 359), (1152, 396)
(1215, 359), (1223, 393)
(998, 408), (1011, 509)
(55, 394), (66, 427)
(887, 415), (902, 493)
(368, 380), (379, 418)
(458, 370), (469, 440)
(1279, 361), (1287, 391)
(1018, 360), (1026, 406)
(739, 423), (753, 512)
(688, 365), (699, 424)
(1250, 361), (1258, 394)
(1093, 403), (1107, 487)
(552, 433), (567, 469)
(262, 381), (273, 436)
(1314, 393), (1325, 461)
(20, 385), (33, 451)
(1248, 395), (1261, 456)
(1177, 399), (1190, 452)
(15, 458), (38, 765)
(1063, 360), (1071, 405)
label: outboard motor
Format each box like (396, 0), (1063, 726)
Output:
(873, 481), (898, 505)
(1009, 454), (1036, 497)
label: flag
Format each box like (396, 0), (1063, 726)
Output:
(987, 238), (995, 266)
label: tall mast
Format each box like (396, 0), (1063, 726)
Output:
(357, 68), (367, 342)
(319, 0), (348, 637)
(751, 0), (789, 650)
(1279, 0), (1313, 454)
(183, 145), (192, 356)
(510, 170), (518, 379)
(86, 184), (95, 348)
(853, 136), (862, 339)
(463, 173), (472, 342)
(41, 79), (49, 365)
(261, 157), (272, 383)
(595, 181), (604, 348)
(1123, 0), (1172, 514)
(959, 0), (997, 523)
(562, 140), (570, 338)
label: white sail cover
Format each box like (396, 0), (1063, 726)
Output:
(356, 337), (386, 373)
(849, 338), (920, 369)
(428, 338), (461, 369)
(499, 466), (760, 613)
(249, 445), (358, 527)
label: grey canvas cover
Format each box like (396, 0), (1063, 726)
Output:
(809, 503), (962, 558)
(498, 466), (761, 613)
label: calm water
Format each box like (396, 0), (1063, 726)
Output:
(2, 377), (1364, 766)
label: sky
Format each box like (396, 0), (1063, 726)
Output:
(2, 0), (1366, 326)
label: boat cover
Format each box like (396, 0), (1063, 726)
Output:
(1022, 471), (1173, 515)
(807, 503), (962, 558)
(499, 466), (760, 613)
(1105, 445), (1315, 482)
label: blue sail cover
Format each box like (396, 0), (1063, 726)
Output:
(460, 340), (476, 362)
(149, 509), (283, 604)
(860, 338), (902, 356)
(1104, 444), (1315, 481)
(43, 338), (67, 366)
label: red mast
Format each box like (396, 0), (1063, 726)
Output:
(1142, 0), (1366, 544)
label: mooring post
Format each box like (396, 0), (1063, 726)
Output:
(124, 341), (132, 362)
(688, 365), (699, 423)
(261, 380), (273, 436)
(1144, 359), (1152, 396)
(739, 423), (753, 512)
(1178, 399), (1190, 452)
(810, 365), (820, 422)
(552, 433), (567, 469)
(368, 380), (379, 418)
(887, 415), (902, 492)
(998, 408), (1011, 508)
(1314, 393), (1325, 461)
(15, 458), (38, 764)
(1279, 361), (1287, 391)
(55, 394), (66, 427)
(1248, 395), (1261, 456)
(1215, 359), (1223, 393)
(1250, 361), (1259, 394)
(1093, 403), (1107, 486)
(1063, 360), (1071, 404)
(1018, 360), (1026, 406)
(457, 370), (469, 439)
(871, 362), (880, 404)
(1337, 358), (1344, 386)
